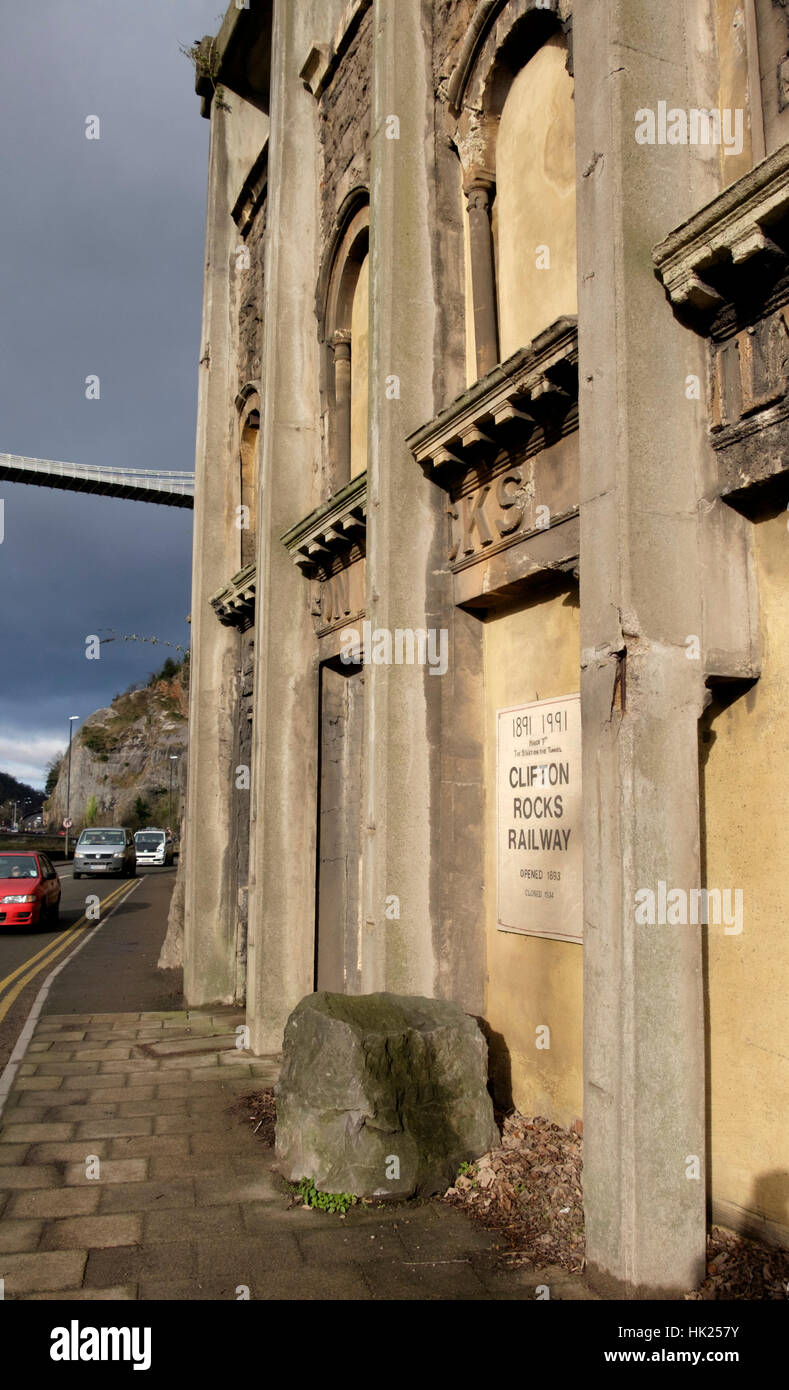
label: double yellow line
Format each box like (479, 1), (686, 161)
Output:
(0, 878), (136, 1026)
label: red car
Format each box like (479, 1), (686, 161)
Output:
(0, 851), (61, 930)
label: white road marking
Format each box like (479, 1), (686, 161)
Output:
(0, 878), (141, 1118)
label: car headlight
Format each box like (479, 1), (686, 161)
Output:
(2, 894), (35, 903)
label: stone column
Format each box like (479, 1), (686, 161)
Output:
(245, 0), (326, 1055)
(332, 330), (352, 483)
(182, 105), (244, 1007)
(574, 0), (715, 1295)
(363, 0), (444, 994)
(465, 178), (499, 378)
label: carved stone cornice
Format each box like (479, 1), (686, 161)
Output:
(196, 3), (273, 119)
(407, 317), (578, 484)
(282, 472), (367, 579)
(653, 144), (789, 329)
(210, 563), (256, 632)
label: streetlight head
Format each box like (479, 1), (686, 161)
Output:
(69, 715), (79, 721)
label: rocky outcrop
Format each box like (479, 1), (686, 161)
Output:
(45, 668), (188, 833)
(275, 992), (500, 1199)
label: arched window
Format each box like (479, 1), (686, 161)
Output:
(452, 12), (577, 384)
(319, 194), (370, 495)
(495, 34), (576, 358)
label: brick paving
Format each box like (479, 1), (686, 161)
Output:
(0, 1010), (594, 1300)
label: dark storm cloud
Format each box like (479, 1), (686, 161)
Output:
(0, 1), (225, 786)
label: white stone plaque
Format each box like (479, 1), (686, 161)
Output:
(497, 693), (582, 943)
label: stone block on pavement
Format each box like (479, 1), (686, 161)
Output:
(275, 992), (499, 1199)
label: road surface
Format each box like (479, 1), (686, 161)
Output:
(0, 865), (182, 1078)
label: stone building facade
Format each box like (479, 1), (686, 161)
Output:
(181, 0), (789, 1295)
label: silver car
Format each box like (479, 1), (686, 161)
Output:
(73, 828), (136, 879)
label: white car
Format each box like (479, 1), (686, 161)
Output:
(133, 829), (174, 867)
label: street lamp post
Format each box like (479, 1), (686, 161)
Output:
(65, 715), (79, 858)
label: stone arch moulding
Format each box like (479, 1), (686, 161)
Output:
(318, 189), (370, 340)
(447, 0), (571, 120)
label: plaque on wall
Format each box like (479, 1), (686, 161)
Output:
(497, 694), (582, 943)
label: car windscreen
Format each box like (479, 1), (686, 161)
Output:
(0, 855), (40, 878)
(135, 834), (164, 848)
(78, 832), (125, 846)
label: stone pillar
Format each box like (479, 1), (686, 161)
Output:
(332, 330), (352, 483)
(245, 0), (325, 1054)
(574, 0), (715, 1295)
(363, 0), (444, 994)
(465, 179), (499, 378)
(182, 105), (244, 1007)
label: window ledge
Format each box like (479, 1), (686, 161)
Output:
(407, 317), (578, 486)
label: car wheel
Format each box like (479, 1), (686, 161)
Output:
(49, 900), (59, 927)
(74, 872), (81, 880)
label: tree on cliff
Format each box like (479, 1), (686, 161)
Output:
(45, 754), (64, 797)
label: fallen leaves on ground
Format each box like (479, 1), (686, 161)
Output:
(442, 1111), (789, 1300)
(443, 1112), (585, 1274)
(233, 1087), (276, 1147)
(687, 1225), (789, 1301)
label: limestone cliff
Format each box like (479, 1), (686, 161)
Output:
(46, 663), (189, 832)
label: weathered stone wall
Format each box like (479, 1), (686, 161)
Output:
(318, 6), (373, 239)
(234, 629), (255, 999)
(237, 203), (267, 393)
(432, 0), (477, 87)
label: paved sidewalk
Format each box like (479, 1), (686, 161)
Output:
(0, 1010), (593, 1300)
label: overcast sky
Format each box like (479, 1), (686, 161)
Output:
(0, 0), (226, 789)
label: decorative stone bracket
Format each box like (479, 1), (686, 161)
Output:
(653, 144), (789, 330)
(210, 563), (257, 632)
(299, 0), (373, 99)
(407, 316), (578, 484)
(282, 472), (367, 580)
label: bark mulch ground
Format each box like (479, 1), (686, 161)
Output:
(234, 1092), (788, 1300)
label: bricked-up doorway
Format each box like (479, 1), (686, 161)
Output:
(315, 661), (364, 992)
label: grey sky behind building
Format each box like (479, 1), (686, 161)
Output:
(0, 0), (224, 788)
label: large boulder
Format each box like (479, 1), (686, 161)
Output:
(274, 991), (499, 1199)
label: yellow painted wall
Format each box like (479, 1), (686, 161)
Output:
(350, 254), (369, 480)
(484, 588), (582, 1126)
(703, 510), (789, 1239)
(495, 35), (577, 358)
